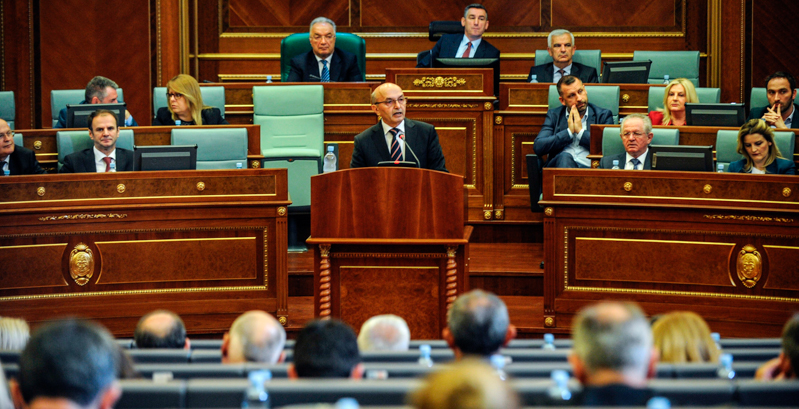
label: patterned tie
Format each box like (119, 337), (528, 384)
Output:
(103, 157), (113, 172)
(0, 160), (7, 175)
(630, 158), (641, 170)
(388, 128), (402, 162)
(461, 42), (472, 58)
(321, 60), (330, 82)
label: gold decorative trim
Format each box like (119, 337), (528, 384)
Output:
(250, 160), (260, 168)
(544, 207), (553, 216)
(736, 244), (761, 288)
(624, 182), (633, 192)
(783, 187), (792, 198)
(703, 184), (712, 194)
(495, 115), (503, 125)
(277, 207), (287, 216)
(6, 192), (278, 206)
(117, 184), (126, 193)
(483, 210), (492, 220)
(278, 316), (287, 326)
(69, 243), (94, 286)
(407, 103), (478, 109)
(417, 117), (477, 187)
(33, 140), (42, 150)
(39, 214), (127, 222)
(494, 209), (503, 219)
(565, 285), (799, 302)
(703, 215), (794, 223)
(196, 181), (205, 191)
(544, 317), (555, 327)
(510, 134), (535, 187)
(218, 31), (688, 40)
(484, 102), (492, 110)
(36, 187), (45, 196)
(413, 76), (467, 88)
(332, 252), (446, 259)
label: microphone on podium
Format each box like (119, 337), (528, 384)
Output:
(399, 133), (420, 168)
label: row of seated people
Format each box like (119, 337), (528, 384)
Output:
(1, 290), (797, 408)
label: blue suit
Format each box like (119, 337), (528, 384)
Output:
(727, 158), (796, 174)
(534, 102), (614, 167)
(416, 34), (500, 68)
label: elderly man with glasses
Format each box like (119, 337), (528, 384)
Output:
(0, 119), (46, 175)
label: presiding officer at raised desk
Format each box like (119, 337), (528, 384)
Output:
(287, 17), (362, 82)
(153, 74), (228, 126)
(727, 119), (796, 174)
(60, 109), (133, 173)
(416, 3), (499, 68)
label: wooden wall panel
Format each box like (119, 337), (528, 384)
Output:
(361, 0), (540, 28)
(2, 0), (35, 128)
(750, 0), (799, 94)
(228, 0), (350, 28)
(552, 0), (677, 28)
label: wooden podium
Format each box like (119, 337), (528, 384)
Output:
(307, 168), (472, 339)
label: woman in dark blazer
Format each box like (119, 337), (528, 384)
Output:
(727, 119), (796, 174)
(153, 74), (228, 126)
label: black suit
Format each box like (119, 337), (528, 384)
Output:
(60, 148), (134, 173)
(350, 119), (447, 172)
(526, 61), (599, 83)
(534, 102), (614, 168)
(416, 34), (500, 68)
(747, 103), (799, 128)
(4, 145), (47, 175)
(599, 150), (653, 170)
(287, 48), (362, 82)
(152, 107), (228, 126)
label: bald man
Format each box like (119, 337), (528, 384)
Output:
(134, 310), (190, 349)
(221, 310), (286, 364)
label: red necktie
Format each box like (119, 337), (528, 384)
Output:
(461, 42), (472, 58)
(103, 157), (112, 172)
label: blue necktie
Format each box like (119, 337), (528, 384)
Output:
(0, 160), (7, 175)
(389, 128), (402, 161)
(321, 60), (330, 82)
(631, 158), (641, 170)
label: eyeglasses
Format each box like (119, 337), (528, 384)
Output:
(0, 130), (13, 138)
(166, 92), (184, 100)
(373, 96), (407, 108)
(622, 131), (646, 138)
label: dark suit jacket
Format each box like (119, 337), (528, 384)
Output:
(533, 102), (614, 166)
(747, 103), (799, 128)
(55, 100), (139, 128)
(527, 61), (599, 83)
(728, 157), (796, 174)
(416, 34), (500, 68)
(599, 150), (653, 170)
(350, 119), (447, 172)
(287, 48), (362, 82)
(6, 145), (47, 175)
(60, 148), (134, 173)
(152, 107), (228, 126)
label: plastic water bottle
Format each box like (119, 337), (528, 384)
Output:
(266, 75), (273, 84)
(110, 162), (116, 172)
(323, 145), (337, 173)
(490, 354), (508, 381)
(611, 159), (620, 170)
(547, 369), (572, 401)
(175, 120), (182, 126)
(717, 353), (735, 380)
(647, 397), (671, 409)
(711, 332), (722, 351)
(530, 74), (538, 83)
(242, 370), (271, 409)
(4, 169), (10, 176)
(335, 398), (359, 409)
(417, 344), (434, 367)
(716, 163), (724, 173)
(663, 75), (670, 84)
(542, 333), (556, 350)
(236, 162), (243, 170)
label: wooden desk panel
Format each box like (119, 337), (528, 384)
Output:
(499, 83), (660, 114)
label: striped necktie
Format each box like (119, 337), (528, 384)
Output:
(388, 128), (402, 162)
(321, 60), (330, 82)
(631, 158), (641, 170)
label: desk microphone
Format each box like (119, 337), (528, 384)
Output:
(399, 133), (420, 168)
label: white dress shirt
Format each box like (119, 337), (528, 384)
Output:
(93, 146), (117, 173)
(380, 121), (406, 160)
(553, 63), (573, 83)
(624, 149), (649, 170)
(456, 36), (482, 58)
(315, 55), (333, 79)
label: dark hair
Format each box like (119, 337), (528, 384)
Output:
(448, 290), (509, 356)
(765, 71), (796, 92)
(293, 319), (360, 378)
(557, 75), (580, 97)
(783, 313), (799, 374)
(464, 3), (488, 19)
(87, 109), (118, 130)
(85, 76), (118, 102)
(18, 319), (118, 406)
(134, 310), (187, 349)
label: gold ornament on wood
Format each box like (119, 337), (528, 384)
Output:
(69, 243), (95, 286)
(736, 245), (762, 288)
(413, 76), (467, 88)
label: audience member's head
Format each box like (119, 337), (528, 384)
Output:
(13, 319), (121, 409)
(357, 314), (411, 352)
(757, 312), (799, 380)
(0, 317), (29, 350)
(222, 310), (286, 364)
(444, 290), (515, 359)
(84, 76), (120, 105)
(0, 357), (12, 409)
(410, 358), (520, 409)
(652, 311), (720, 363)
(289, 319), (362, 379)
(570, 301), (657, 387)
(134, 310), (189, 349)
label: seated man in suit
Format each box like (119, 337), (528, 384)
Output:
(0, 118), (46, 175)
(416, 3), (499, 68)
(60, 109), (133, 173)
(599, 113), (654, 170)
(534, 76), (614, 168)
(756, 312), (798, 380)
(351, 82), (447, 172)
(748, 71), (797, 129)
(444, 290), (516, 360)
(288, 319), (363, 379)
(134, 310), (190, 349)
(527, 29), (598, 84)
(55, 76), (137, 128)
(287, 17), (362, 82)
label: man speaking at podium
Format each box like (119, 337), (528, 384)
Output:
(350, 83), (448, 172)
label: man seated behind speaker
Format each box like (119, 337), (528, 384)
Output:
(287, 17), (362, 82)
(55, 76), (137, 128)
(527, 29), (598, 84)
(221, 310), (286, 364)
(444, 290), (516, 360)
(288, 319), (364, 378)
(417, 3), (499, 68)
(748, 71), (797, 129)
(134, 310), (190, 349)
(59, 109), (133, 173)
(0, 119), (46, 175)
(350, 82), (447, 171)
(534, 76), (614, 168)
(599, 113), (654, 170)
(756, 312), (799, 380)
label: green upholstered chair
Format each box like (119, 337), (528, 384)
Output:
(13, 133), (23, 146)
(547, 85), (620, 123)
(632, 51), (700, 87)
(51, 88), (126, 127)
(153, 86), (226, 119)
(534, 50), (602, 77)
(56, 129), (134, 171)
(648, 87), (721, 111)
(715, 129), (795, 171)
(0, 91), (15, 129)
(749, 88), (768, 112)
(280, 33), (366, 82)
(170, 128), (247, 170)
(602, 126), (680, 158)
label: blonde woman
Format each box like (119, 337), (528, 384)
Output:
(648, 78), (699, 126)
(0, 317), (29, 350)
(652, 311), (720, 364)
(410, 359), (520, 409)
(728, 119), (796, 174)
(153, 74), (228, 126)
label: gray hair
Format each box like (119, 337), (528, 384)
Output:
(0, 317), (29, 349)
(229, 311), (286, 364)
(547, 29), (574, 48)
(572, 302), (653, 380)
(309, 17), (336, 36)
(358, 315), (410, 352)
(621, 113), (653, 136)
(84, 76), (118, 102)
(448, 290), (509, 356)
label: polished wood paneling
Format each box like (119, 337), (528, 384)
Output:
(228, 0), (350, 27)
(361, 0), (540, 28)
(552, 0), (676, 28)
(750, 1), (799, 95)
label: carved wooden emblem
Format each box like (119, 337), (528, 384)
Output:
(736, 244), (762, 288)
(69, 243), (95, 286)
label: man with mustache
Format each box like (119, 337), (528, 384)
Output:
(599, 113), (654, 170)
(527, 29), (598, 84)
(59, 109), (133, 173)
(534, 76), (614, 168)
(748, 71), (797, 129)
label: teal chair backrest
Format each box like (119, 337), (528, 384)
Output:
(602, 127), (680, 157)
(548, 85), (620, 123)
(0, 91), (15, 129)
(648, 87), (721, 111)
(750, 88), (768, 111)
(153, 86), (226, 118)
(716, 130), (795, 171)
(14, 132), (23, 146)
(171, 128), (247, 170)
(280, 33), (366, 82)
(535, 50), (602, 76)
(51, 88), (126, 127)
(633, 51), (700, 87)
(56, 129), (134, 170)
